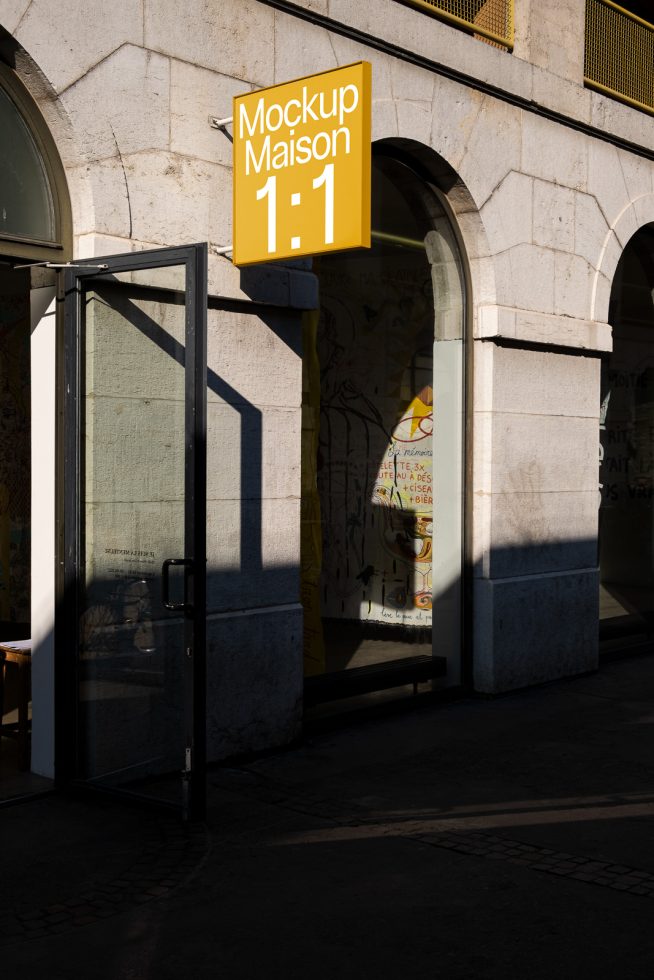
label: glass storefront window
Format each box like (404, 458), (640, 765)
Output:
(302, 151), (465, 695)
(600, 225), (654, 638)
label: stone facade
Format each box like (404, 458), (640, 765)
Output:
(2, 0), (653, 762)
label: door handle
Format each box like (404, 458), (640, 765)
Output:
(162, 558), (193, 611)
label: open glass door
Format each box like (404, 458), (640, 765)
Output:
(62, 244), (207, 821)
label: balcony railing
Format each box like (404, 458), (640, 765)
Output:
(585, 0), (654, 115)
(396, 0), (514, 50)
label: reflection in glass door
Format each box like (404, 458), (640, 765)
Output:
(63, 245), (207, 819)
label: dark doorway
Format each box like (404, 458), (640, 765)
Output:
(0, 264), (34, 798)
(600, 225), (654, 647)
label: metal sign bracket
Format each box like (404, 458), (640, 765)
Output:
(12, 260), (110, 270)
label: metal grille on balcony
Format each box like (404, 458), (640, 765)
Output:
(396, 0), (514, 50)
(585, 0), (654, 114)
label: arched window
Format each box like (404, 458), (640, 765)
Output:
(302, 147), (466, 700)
(600, 224), (654, 644)
(0, 64), (70, 261)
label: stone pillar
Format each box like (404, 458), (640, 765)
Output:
(513, 0), (586, 84)
(472, 308), (612, 692)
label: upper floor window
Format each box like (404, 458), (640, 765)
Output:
(615, 1), (651, 19)
(585, 0), (654, 115)
(395, 1), (514, 51)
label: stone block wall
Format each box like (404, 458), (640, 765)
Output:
(3, 0), (654, 754)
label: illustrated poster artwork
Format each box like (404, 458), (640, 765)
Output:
(317, 248), (434, 628)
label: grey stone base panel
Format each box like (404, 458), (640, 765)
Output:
(0, 820), (210, 947)
(416, 830), (654, 896)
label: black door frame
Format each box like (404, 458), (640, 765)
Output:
(55, 243), (207, 821)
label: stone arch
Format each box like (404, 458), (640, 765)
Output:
(0, 26), (92, 254)
(592, 193), (654, 323)
(373, 136), (498, 318)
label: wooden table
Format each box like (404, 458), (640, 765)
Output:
(0, 639), (32, 771)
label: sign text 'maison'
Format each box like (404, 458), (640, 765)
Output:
(233, 63), (371, 266)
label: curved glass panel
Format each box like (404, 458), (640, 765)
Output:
(302, 153), (465, 697)
(0, 84), (56, 244)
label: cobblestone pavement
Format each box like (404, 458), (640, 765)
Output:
(0, 798), (211, 948)
(211, 767), (654, 899)
(417, 830), (654, 895)
(4, 654), (654, 979)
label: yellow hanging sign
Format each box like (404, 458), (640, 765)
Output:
(233, 62), (371, 266)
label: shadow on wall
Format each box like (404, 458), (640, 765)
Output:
(95, 288), (300, 578)
(62, 281), (304, 769)
(471, 537), (601, 694)
(35, 509), (607, 788)
(42, 276), (619, 770)
(63, 530), (605, 782)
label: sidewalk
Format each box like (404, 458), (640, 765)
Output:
(4, 653), (654, 978)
